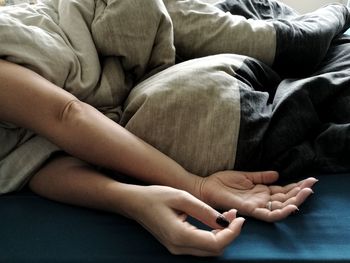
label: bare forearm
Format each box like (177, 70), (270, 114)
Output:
(50, 99), (200, 195)
(29, 155), (244, 257)
(0, 59), (201, 197)
(29, 155), (144, 218)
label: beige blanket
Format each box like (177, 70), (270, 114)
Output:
(0, 0), (275, 193)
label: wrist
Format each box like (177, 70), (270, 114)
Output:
(104, 182), (146, 219)
(178, 171), (204, 201)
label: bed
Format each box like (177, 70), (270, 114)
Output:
(1, 172), (350, 262)
(1, 0), (350, 262)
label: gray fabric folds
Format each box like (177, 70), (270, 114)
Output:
(0, 0), (277, 193)
(121, 54), (243, 176)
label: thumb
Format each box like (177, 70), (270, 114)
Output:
(173, 191), (235, 229)
(244, 171), (279, 184)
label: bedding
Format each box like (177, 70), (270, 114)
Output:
(1, 0), (350, 262)
(122, 0), (350, 180)
(0, 0), (277, 190)
(213, 0), (350, 179)
(0, 0), (36, 5)
(1, 0), (350, 193)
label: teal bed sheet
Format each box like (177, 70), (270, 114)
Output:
(0, 173), (349, 262)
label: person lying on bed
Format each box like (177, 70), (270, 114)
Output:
(1, 0), (349, 257)
(0, 59), (317, 257)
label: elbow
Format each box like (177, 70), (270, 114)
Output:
(59, 99), (87, 125)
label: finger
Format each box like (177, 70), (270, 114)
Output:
(255, 187), (314, 222)
(271, 186), (301, 202)
(269, 187), (314, 210)
(215, 217), (246, 246)
(271, 180), (316, 202)
(270, 178), (317, 202)
(222, 209), (238, 222)
(180, 217), (246, 255)
(298, 177), (319, 188)
(268, 200), (285, 210)
(270, 177), (318, 195)
(252, 204), (298, 222)
(212, 210), (237, 234)
(280, 187), (314, 208)
(170, 191), (231, 229)
(243, 171), (279, 184)
(269, 183), (298, 195)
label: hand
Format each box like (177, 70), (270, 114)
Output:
(196, 171), (317, 222)
(130, 185), (245, 256)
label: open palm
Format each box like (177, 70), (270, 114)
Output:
(198, 171), (317, 222)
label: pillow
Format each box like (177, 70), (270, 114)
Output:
(121, 54), (244, 176)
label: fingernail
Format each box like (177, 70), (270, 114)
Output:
(216, 215), (230, 228)
(240, 218), (246, 229)
(292, 207), (299, 214)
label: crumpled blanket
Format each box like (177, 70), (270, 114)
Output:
(0, 0), (175, 193)
(215, 0), (350, 178)
(0, 0), (277, 193)
(1, 0), (349, 193)
(123, 0), (350, 179)
(234, 36), (350, 178)
(123, 0), (350, 180)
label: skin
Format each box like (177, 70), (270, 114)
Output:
(0, 59), (316, 256)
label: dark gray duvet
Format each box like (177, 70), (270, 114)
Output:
(216, 0), (350, 178)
